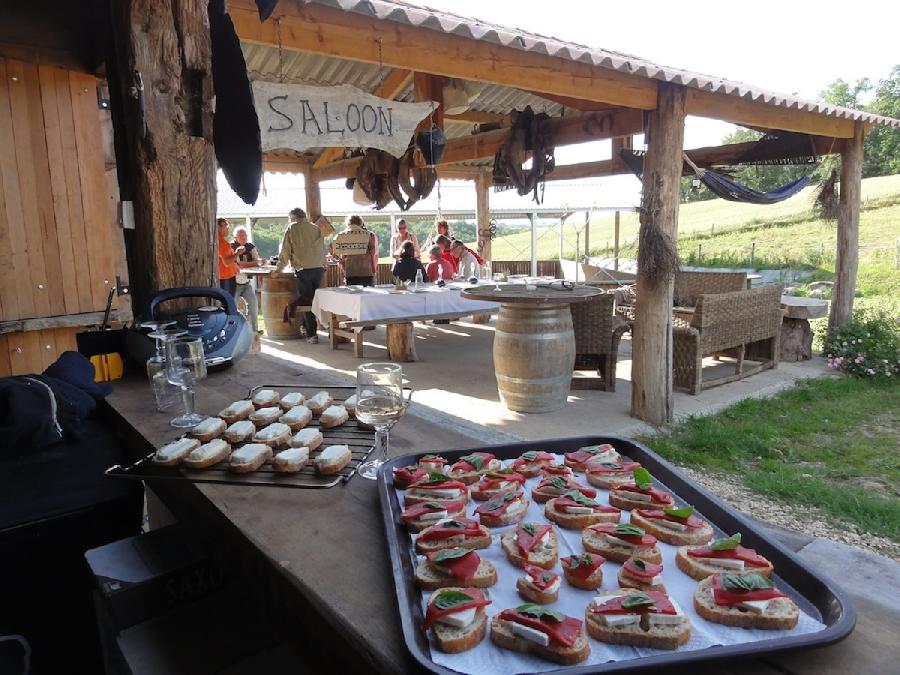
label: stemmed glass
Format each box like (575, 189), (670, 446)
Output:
(355, 363), (405, 480)
(142, 321), (181, 412)
(165, 336), (208, 428)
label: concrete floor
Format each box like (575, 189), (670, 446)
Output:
(260, 315), (830, 441)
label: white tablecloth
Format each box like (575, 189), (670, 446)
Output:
(312, 283), (500, 324)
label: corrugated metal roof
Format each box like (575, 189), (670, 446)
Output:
(296, 0), (899, 129)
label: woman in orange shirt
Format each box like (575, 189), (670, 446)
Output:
(217, 218), (243, 295)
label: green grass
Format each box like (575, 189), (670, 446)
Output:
(643, 377), (900, 542)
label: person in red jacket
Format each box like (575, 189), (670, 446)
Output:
(425, 245), (454, 282)
(436, 235), (458, 275)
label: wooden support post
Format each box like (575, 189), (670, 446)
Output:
(245, 216), (253, 243)
(583, 211), (590, 261)
(529, 212), (538, 276)
(299, 163), (321, 221)
(613, 210), (620, 271)
(631, 83), (686, 426)
(110, 0), (216, 311)
(413, 72), (444, 131)
(829, 122), (865, 332)
(475, 170), (492, 261)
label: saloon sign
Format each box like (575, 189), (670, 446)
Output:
(252, 81), (435, 158)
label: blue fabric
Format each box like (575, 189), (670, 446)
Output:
(44, 350), (112, 399)
(698, 171), (811, 205)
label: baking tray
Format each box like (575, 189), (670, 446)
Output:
(377, 435), (855, 674)
(106, 384), (393, 488)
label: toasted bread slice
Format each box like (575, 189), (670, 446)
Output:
(251, 389), (280, 409)
(305, 390), (333, 415)
(319, 405), (349, 429)
(222, 419), (255, 444)
(414, 558), (497, 590)
(190, 417), (226, 443)
(249, 406), (282, 428)
(617, 559), (666, 592)
(252, 422), (292, 449)
(608, 488), (674, 511)
(477, 494), (530, 528)
(424, 587), (489, 654)
(217, 399), (254, 425)
(278, 392), (306, 411)
(675, 545), (775, 580)
(290, 428), (323, 452)
(500, 528), (559, 570)
(401, 501), (467, 533)
(414, 521), (492, 554)
(693, 575), (799, 630)
(582, 527), (662, 564)
(183, 438), (230, 469)
(562, 555), (604, 590)
(315, 444), (351, 475)
(544, 498), (620, 530)
(630, 510), (714, 546)
(447, 462), (502, 485)
(279, 405), (312, 431)
(516, 568), (561, 604)
(490, 614), (590, 665)
(228, 443), (272, 474)
(585, 592), (690, 650)
(153, 438), (200, 466)
(272, 447), (309, 473)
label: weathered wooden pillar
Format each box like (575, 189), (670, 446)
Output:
(110, 0), (216, 312)
(631, 83), (686, 426)
(829, 122), (865, 332)
(475, 170), (492, 261)
(300, 163), (322, 221)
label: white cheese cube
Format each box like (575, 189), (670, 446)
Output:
(437, 607), (476, 628)
(699, 557), (745, 570)
(419, 510), (448, 522)
(544, 577), (561, 594)
(738, 600), (771, 614)
(657, 519), (688, 531)
(651, 575), (663, 586)
(422, 488), (461, 499)
(510, 622), (549, 646)
(505, 499), (527, 516)
(564, 505), (593, 514)
(599, 613), (640, 628)
(648, 597), (684, 626)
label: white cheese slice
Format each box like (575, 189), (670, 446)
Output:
(485, 459), (501, 471)
(280, 406), (312, 425)
(290, 429), (323, 448)
(699, 557), (745, 570)
(251, 389), (278, 405)
(564, 505), (594, 514)
(493, 481), (514, 490)
(419, 460), (445, 470)
(419, 510), (448, 522)
(541, 577), (561, 594)
(648, 597), (684, 626)
(225, 420), (254, 437)
(192, 417), (225, 436)
(510, 622), (549, 646)
(505, 499), (527, 516)
(626, 492), (652, 503)
(599, 613), (640, 628)
(437, 607), (476, 628)
(280, 392), (306, 408)
(738, 599), (772, 614)
(651, 575), (663, 586)
(606, 535), (637, 548)
(657, 519), (688, 531)
(420, 487), (461, 499)
(255, 422), (290, 440)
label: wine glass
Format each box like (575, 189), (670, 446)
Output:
(165, 336), (208, 428)
(355, 363), (405, 480)
(140, 320), (179, 411)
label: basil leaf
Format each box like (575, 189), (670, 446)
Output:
(722, 573), (773, 591)
(632, 558), (646, 571)
(423, 502), (443, 510)
(433, 547), (471, 562)
(522, 523), (536, 536)
(664, 505), (694, 519)
(486, 468), (514, 478)
(517, 603), (564, 622)
(549, 476), (568, 490)
(521, 451), (539, 462)
(563, 489), (597, 506)
(442, 520), (465, 529)
(580, 445), (602, 455)
(434, 590), (474, 610)
(541, 572), (554, 583)
(420, 454), (442, 461)
(633, 467), (653, 489)
(614, 523), (645, 537)
(622, 592), (654, 609)
(568, 553), (593, 568)
(423, 471), (450, 484)
(710, 533), (742, 551)
(598, 461), (622, 470)
(460, 454), (485, 471)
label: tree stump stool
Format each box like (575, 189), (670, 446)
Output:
(387, 322), (417, 362)
(779, 296), (828, 362)
(471, 313), (491, 324)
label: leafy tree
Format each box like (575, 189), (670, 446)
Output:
(864, 66), (900, 177)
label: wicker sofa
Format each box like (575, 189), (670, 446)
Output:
(570, 293), (630, 391)
(673, 284), (783, 395)
(616, 270), (748, 321)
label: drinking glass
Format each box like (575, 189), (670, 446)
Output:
(165, 336), (208, 428)
(147, 327), (183, 412)
(355, 363), (405, 480)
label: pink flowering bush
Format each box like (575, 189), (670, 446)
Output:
(822, 308), (900, 380)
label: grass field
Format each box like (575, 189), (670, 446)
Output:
(643, 377), (900, 544)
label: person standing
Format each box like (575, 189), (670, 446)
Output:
(390, 219), (419, 259)
(232, 226), (260, 333)
(217, 218), (242, 295)
(424, 218), (452, 250)
(274, 208), (327, 344)
(337, 215), (378, 287)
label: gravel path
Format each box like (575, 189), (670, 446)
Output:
(678, 466), (900, 561)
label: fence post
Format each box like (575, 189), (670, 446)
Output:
(697, 243), (702, 262)
(613, 210), (620, 271)
(711, 223), (715, 237)
(750, 241), (756, 268)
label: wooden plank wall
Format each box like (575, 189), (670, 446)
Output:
(0, 56), (124, 377)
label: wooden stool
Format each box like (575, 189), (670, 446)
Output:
(387, 323), (417, 362)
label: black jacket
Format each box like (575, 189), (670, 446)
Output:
(392, 256), (427, 283)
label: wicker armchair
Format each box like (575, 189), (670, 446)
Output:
(673, 270), (747, 307)
(673, 284), (783, 395)
(571, 293), (630, 392)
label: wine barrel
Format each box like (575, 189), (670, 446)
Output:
(261, 274), (302, 339)
(493, 303), (575, 413)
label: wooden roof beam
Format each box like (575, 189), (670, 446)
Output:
(230, 0), (657, 110)
(523, 90), (621, 112)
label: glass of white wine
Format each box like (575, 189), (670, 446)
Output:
(355, 362), (405, 480)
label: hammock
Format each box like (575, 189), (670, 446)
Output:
(683, 153), (811, 205)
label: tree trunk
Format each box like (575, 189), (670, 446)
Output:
(829, 122), (865, 333)
(300, 162), (322, 221)
(630, 83), (686, 426)
(110, 0), (216, 313)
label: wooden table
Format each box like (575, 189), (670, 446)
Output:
(780, 296), (829, 361)
(461, 285), (603, 413)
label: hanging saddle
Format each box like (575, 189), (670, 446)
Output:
(493, 106), (555, 204)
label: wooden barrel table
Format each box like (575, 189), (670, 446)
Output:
(462, 285), (604, 413)
(258, 272), (302, 339)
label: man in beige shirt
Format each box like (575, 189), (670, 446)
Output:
(274, 208), (326, 343)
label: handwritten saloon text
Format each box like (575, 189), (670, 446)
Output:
(252, 81), (434, 158)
